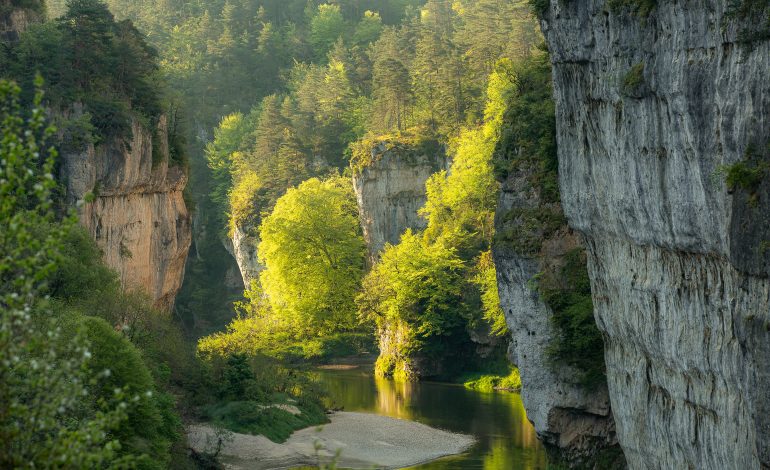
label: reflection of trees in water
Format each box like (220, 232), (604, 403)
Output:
(318, 369), (548, 469)
(374, 375), (416, 419)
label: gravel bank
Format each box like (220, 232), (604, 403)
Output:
(188, 411), (475, 469)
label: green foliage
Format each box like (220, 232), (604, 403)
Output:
(199, 303), (375, 363)
(0, 78), (132, 468)
(353, 10), (383, 46)
(199, 175), (368, 368)
(204, 399), (328, 443)
(228, 171), (263, 233)
(718, 143), (769, 207)
(359, 230), (469, 377)
(727, 0), (770, 44)
(5, 0), (165, 143)
(421, 124), (498, 255)
(259, 176), (366, 334)
(462, 367), (522, 392)
(349, 129), (440, 172)
(723, 161), (764, 192)
(537, 249), (606, 388)
(79, 317), (179, 469)
(473, 251), (509, 337)
(621, 61), (646, 97)
(528, 0), (550, 18)
(494, 206), (566, 255)
(193, 354), (329, 442)
(490, 50), (607, 389)
(362, 55), (526, 380)
(492, 49), (558, 202)
(310, 4), (346, 58)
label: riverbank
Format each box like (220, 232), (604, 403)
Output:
(188, 411), (475, 469)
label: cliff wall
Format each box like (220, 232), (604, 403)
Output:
(352, 137), (445, 263)
(61, 116), (191, 311)
(494, 156), (620, 465)
(539, 1), (769, 467)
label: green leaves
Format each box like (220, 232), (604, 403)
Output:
(0, 79), (133, 468)
(259, 176), (366, 334)
(358, 231), (466, 361)
(310, 4), (346, 58)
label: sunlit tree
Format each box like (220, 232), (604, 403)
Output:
(259, 176), (366, 334)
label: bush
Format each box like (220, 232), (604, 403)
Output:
(258, 175), (366, 334)
(203, 399), (328, 443)
(79, 316), (180, 469)
(538, 249), (606, 388)
(492, 49), (558, 202)
(359, 231), (473, 379)
(608, 0), (657, 17)
(463, 368), (522, 392)
(621, 62), (645, 97)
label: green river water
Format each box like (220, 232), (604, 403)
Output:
(315, 367), (548, 469)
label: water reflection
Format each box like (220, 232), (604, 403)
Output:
(315, 367), (548, 469)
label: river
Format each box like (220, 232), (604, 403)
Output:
(314, 367), (548, 469)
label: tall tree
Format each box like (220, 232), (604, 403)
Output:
(259, 176), (366, 334)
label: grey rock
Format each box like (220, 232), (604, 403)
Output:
(352, 139), (445, 263)
(223, 224), (263, 288)
(539, 0), (770, 467)
(494, 166), (619, 465)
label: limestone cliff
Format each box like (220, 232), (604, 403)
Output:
(494, 158), (620, 464)
(61, 115), (191, 311)
(539, 1), (770, 467)
(223, 224), (262, 287)
(352, 136), (445, 263)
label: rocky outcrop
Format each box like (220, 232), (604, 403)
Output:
(223, 224), (262, 288)
(352, 137), (445, 263)
(0, 0), (42, 41)
(61, 115), (191, 311)
(539, 1), (769, 467)
(494, 162), (620, 465)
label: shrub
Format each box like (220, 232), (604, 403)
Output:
(608, 0), (657, 17)
(621, 62), (645, 97)
(463, 368), (522, 392)
(538, 249), (606, 388)
(80, 316), (179, 469)
(528, 0), (550, 18)
(203, 400), (328, 443)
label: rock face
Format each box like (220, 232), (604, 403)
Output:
(494, 164), (620, 464)
(0, 0), (41, 41)
(352, 138), (445, 263)
(540, 1), (770, 468)
(223, 224), (262, 288)
(61, 115), (191, 311)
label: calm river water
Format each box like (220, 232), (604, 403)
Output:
(314, 367), (547, 469)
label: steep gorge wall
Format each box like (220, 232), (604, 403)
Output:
(352, 138), (445, 263)
(494, 164), (620, 465)
(540, 1), (769, 467)
(223, 224), (261, 288)
(61, 116), (191, 311)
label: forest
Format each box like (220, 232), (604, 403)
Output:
(0, 0), (571, 466)
(5, 0), (766, 468)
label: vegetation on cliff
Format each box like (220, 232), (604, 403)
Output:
(196, 0), (540, 378)
(198, 176), (371, 361)
(1, 0), (179, 151)
(359, 58), (523, 379)
(492, 48), (607, 388)
(0, 79), (181, 468)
